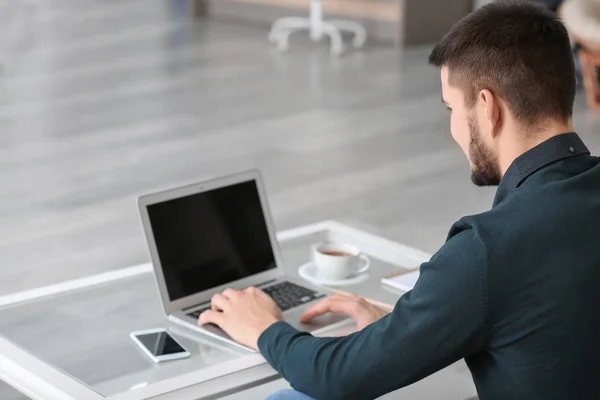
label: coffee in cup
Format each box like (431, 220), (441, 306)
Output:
(312, 242), (370, 280)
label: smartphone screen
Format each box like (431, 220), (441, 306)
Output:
(134, 331), (187, 356)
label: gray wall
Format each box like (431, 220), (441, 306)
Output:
(402, 0), (473, 45)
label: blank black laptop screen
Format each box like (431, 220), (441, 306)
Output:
(147, 179), (277, 302)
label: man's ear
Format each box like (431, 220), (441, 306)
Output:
(479, 89), (501, 138)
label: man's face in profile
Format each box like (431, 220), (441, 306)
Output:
(441, 66), (501, 186)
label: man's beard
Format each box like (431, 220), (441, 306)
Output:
(469, 117), (501, 186)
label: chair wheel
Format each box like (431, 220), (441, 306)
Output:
(268, 31), (279, 44)
(331, 44), (345, 56)
(277, 40), (289, 52)
(352, 36), (366, 48)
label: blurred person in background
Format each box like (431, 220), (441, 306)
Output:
(199, 2), (600, 400)
(561, 0), (600, 50)
(536, 0), (600, 91)
(560, 0), (600, 96)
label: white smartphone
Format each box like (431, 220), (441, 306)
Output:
(130, 328), (191, 363)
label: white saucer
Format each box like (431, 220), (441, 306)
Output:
(298, 262), (370, 287)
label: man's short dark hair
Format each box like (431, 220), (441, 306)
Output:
(429, 0), (575, 126)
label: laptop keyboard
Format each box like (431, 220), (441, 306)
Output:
(187, 281), (325, 320)
(262, 281), (325, 312)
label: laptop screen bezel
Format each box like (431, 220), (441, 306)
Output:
(137, 170), (286, 315)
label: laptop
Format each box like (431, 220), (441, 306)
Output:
(138, 170), (349, 351)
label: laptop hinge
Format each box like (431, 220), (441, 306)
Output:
(256, 279), (277, 288)
(183, 300), (210, 312)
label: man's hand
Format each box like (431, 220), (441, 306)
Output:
(301, 294), (389, 331)
(198, 287), (283, 350)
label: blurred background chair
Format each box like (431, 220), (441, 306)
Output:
(267, 0), (367, 56)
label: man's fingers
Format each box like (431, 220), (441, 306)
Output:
(222, 288), (241, 299)
(300, 296), (357, 323)
(244, 286), (260, 295)
(211, 293), (230, 312)
(300, 299), (334, 322)
(246, 286), (272, 301)
(198, 309), (224, 327)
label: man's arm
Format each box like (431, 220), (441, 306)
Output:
(258, 227), (490, 400)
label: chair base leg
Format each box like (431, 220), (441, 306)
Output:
(268, 17), (367, 56)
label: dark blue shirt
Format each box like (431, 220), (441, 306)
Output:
(258, 133), (600, 400)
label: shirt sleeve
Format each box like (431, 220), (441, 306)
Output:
(257, 226), (490, 400)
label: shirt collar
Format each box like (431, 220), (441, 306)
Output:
(493, 132), (590, 207)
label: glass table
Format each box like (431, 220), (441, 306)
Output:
(0, 221), (476, 400)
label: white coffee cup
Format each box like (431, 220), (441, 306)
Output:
(311, 241), (370, 280)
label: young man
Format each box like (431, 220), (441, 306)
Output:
(199, 2), (600, 399)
